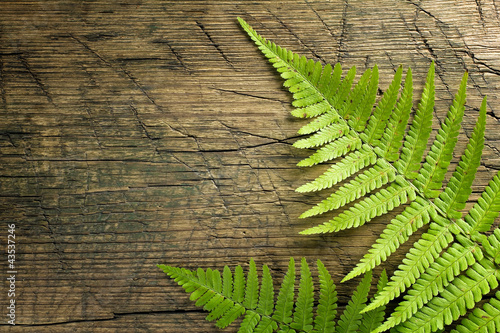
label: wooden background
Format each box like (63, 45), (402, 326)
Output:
(1, 0), (500, 331)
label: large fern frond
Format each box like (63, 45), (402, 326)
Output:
(238, 17), (500, 333)
(160, 257), (381, 333)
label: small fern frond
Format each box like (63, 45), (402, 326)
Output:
(257, 264), (274, 316)
(394, 62), (434, 179)
(301, 177), (415, 235)
(291, 258), (314, 331)
(294, 123), (350, 149)
(466, 172), (500, 235)
(342, 197), (434, 282)
(272, 257), (295, 326)
(482, 228), (500, 265)
(296, 146), (377, 193)
(361, 66), (403, 146)
(297, 134), (362, 167)
(340, 68), (372, 120)
(376, 68), (413, 162)
(349, 65), (379, 132)
(315, 259), (338, 333)
(413, 72), (468, 198)
(161, 257), (382, 333)
(364, 221), (455, 313)
(435, 96), (487, 219)
(374, 238), (482, 333)
(244, 259), (259, 309)
(358, 270), (388, 333)
(335, 270), (373, 333)
(393, 259), (499, 333)
(300, 160), (396, 219)
(450, 291), (500, 333)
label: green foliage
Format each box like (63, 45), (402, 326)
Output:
(159, 258), (386, 333)
(238, 17), (500, 333)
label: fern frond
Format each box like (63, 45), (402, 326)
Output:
(435, 96), (487, 220)
(315, 259), (338, 333)
(335, 270), (373, 333)
(363, 220), (455, 313)
(238, 18), (500, 333)
(482, 228), (500, 265)
(373, 237), (482, 333)
(394, 62), (434, 179)
(332, 66), (357, 112)
(358, 270), (388, 333)
(301, 177), (415, 235)
(350, 65), (379, 132)
(340, 68), (372, 120)
(413, 72), (468, 198)
(451, 291), (500, 333)
(361, 66), (403, 146)
(294, 123), (350, 149)
(376, 68), (413, 162)
(291, 258), (314, 331)
(300, 159), (396, 218)
(161, 257), (385, 333)
(343, 197), (434, 282)
(296, 146), (377, 193)
(297, 134), (362, 167)
(298, 111), (342, 135)
(244, 259), (259, 309)
(273, 258), (295, 326)
(393, 259), (499, 333)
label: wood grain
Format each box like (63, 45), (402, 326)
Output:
(0, 0), (499, 331)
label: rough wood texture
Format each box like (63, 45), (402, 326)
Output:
(1, 0), (499, 331)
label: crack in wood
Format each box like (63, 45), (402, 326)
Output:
(196, 21), (235, 69)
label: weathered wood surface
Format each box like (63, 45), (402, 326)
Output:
(1, 0), (499, 331)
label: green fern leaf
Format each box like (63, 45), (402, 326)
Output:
(393, 259), (499, 333)
(314, 259), (338, 333)
(358, 270), (388, 333)
(294, 123), (350, 149)
(301, 177), (415, 235)
(361, 66), (403, 146)
(244, 259), (260, 309)
(450, 291), (500, 333)
(332, 66), (357, 112)
(335, 271), (372, 333)
(363, 220), (455, 313)
(340, 68), (372, 120)
(394, 62), (434, 179)
(435, 96), (487, 219)
(350, 65), (379, 132)
(291, 258), (314, 331)
(343, 197), (434, 282)
(482, 228), (500, 265)
(373, 238), (482, 333)
(300, 160), (396, 219)
(376, 68), (413, 162)
(257, 264), (274, 316)
(413, 72), (468, 198)
(161, 257), (384, 333)
(297, 134), (362, 167)
(238, 17), (500, 333)
(273, 258), (296, 326)
(296, 146), (377, 193)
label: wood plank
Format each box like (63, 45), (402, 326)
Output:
(0, 0), (499, 330)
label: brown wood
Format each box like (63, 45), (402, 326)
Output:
(1, 0), (499, 331)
